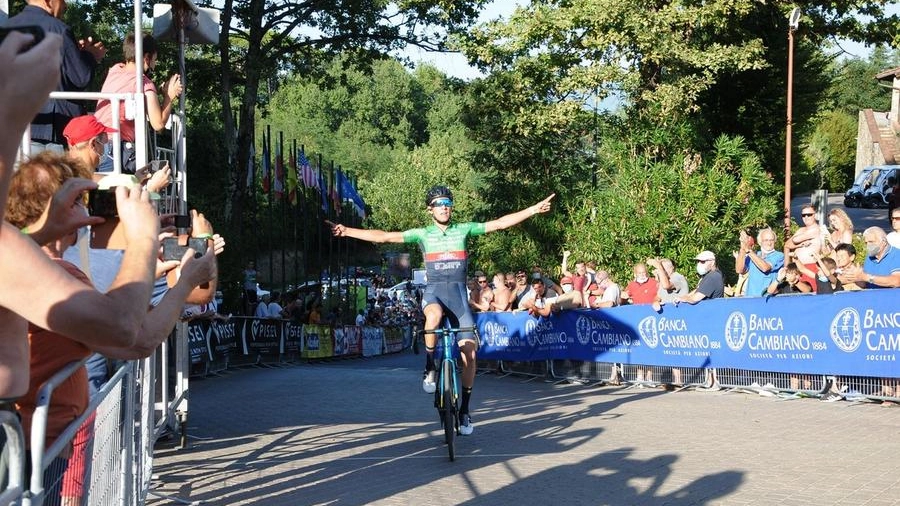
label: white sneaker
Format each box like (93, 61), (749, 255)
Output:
(459, 414), (474, 435)
(422, 370), (436, 394)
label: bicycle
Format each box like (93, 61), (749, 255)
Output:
(420, 323), (476, 461)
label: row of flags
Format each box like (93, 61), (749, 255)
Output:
(246, 135), (367, 219)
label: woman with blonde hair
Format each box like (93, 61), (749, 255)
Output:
(825, 208), (854, 253)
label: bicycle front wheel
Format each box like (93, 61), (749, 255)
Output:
(443, 360), (456, 461)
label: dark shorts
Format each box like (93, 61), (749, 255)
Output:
(422, 282), (477, 344)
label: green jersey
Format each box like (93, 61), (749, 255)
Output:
(402, 222), (486, 283)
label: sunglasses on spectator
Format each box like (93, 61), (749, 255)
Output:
(477, 279), (488, 284)
(801, 213), (814, 218)
(430, 198), (453, 208)
(892, 216), (900, 220)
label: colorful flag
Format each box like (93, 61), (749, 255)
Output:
(261, 140), (270, 193)
(317, 164), (329, 212)
(287, 148), (298, 205)
(337, 170), (367, 219)
(274, 142), (284, 198)
(245, 142), (255, 189)
(298, 149), (313, 188)
(330, 168), (341, 214)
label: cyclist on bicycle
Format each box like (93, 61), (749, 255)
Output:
(328, 185), (554, 435)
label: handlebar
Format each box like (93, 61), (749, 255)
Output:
(418, 326), (477, 335)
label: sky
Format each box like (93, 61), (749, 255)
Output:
(403, 0), (899, 81)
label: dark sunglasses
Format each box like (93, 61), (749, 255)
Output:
(801, 213), (814, 218)
(430, 198), (453, 208)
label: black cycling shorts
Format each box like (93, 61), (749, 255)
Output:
(421, 282), (477, 345)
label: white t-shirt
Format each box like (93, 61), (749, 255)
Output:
(599, 283), (621, 306)
(888, 231), (900, 249)
(267, 302), (284, 318)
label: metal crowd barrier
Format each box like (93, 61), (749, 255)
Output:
(0, 411), (26, 506)
(498, 360), (550, 381)
(550, 360), (619, 386)
(1, 343), (180, 506)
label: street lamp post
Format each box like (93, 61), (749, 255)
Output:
(783, 7), (801, 240)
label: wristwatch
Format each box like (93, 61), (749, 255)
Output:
(867, 273), (875, 284)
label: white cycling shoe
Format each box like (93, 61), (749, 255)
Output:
(422, 370), (436, 394)
(459, 414), (474, 435)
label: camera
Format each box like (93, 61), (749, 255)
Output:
(88, 188), (118, 218)
(162, 236), (209, 261)
(0, 26), (45, 52)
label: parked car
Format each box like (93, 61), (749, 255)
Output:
(845, 165), (899, 209)
(385, 281), (425, 302)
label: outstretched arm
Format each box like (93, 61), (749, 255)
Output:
(484, 194), (555, 233)
(326, 220), (404, 243)
(561, 250), (573, 277)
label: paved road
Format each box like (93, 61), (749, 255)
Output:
(148, 352), (900, 506)
(791, 192), (889, 232)
(148, 193), (897, 506)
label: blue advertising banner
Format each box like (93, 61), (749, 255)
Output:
(476, 289), (900, 376)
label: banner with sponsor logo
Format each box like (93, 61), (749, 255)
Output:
(303, 325), (333, 359)
(209, 319), (238, 359)
(476, 289), (900, 377)
(186, 321), (210, 363)
(241, 318), (283, 356)
(283, 321), (303, 354)
(384, 327), (404, 354)
(334, 327), (348, 356)
(362, 327), (384, 357)
(344, 326), (362, 356)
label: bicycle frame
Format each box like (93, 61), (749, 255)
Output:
(425, 324), (475, 461)
(435, 327), (459, 413)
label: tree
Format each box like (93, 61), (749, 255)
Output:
(801, 110), (858, 192)
(824, 46), (897, 115)
(216, 0), (488, 236)
(565, 135), (781, 285)
(456, 0), (896, 180)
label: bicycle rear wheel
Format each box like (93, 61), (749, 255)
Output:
(442, 360), (456, 461)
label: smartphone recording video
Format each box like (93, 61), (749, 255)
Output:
(162, 236), (208, 261)
(88, 188), (118, 218)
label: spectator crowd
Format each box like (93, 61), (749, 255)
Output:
(464, 204), (899, 316)
(0, 12), (219, 504)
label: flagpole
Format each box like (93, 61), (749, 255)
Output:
(317, 153), (324, 289)
(278, 130), (286, 292)
(266, 125), (274, 290)
(301, 145), (310, 285)
(292, 139), (299, 285)
(328, 160), (336, 302)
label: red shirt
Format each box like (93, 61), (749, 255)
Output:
(626, 278), (659, 305)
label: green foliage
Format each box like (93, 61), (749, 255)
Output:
(824, 47), (897, 115)
(800, 110), (857, 192)
(565, 134), (780, 286)
(796, 46), (899, 193)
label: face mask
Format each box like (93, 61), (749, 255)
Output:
(561, 284), (573, 293)
(635, 275), (648, 284)
(696, 263), (709, 276)
(866, 243), (881, 258)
